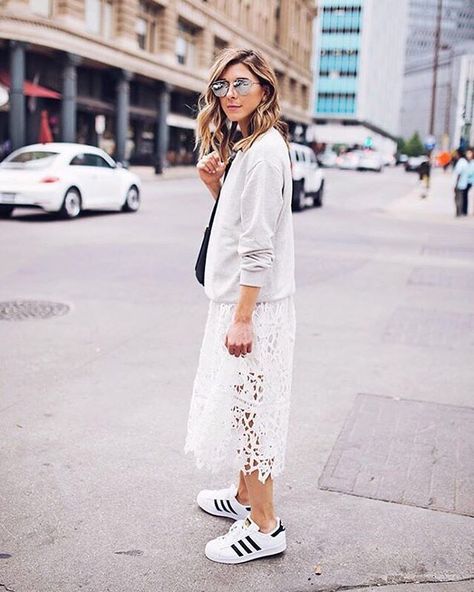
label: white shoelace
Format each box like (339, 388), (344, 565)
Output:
(217, 519), (249, 543)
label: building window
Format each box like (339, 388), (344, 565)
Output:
(136, 1), (159, 52)
(85, 0), (114, 38)
(273, 0), (281, 45)
(176, 20), (199, 67)
(317, 92), (356, 115)
(30, 0), (52, 17)
(301, 84), (308, 108)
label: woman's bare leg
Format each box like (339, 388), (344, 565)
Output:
(236, 471), (250, 505)
(243, 470), (277, 533)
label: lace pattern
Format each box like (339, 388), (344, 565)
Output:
(184, 296), (296, 483)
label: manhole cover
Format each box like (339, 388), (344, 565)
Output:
(0, 300), (70, 321)
(319, 394), (474, 517)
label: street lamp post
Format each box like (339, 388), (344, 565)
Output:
(429, 0), (443, 136)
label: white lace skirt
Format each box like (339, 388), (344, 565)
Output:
(184, 296), (296, 483)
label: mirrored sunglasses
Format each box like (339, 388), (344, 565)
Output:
(210, 78), (261, 97)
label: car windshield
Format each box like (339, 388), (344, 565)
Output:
(1, 151), (59, 169)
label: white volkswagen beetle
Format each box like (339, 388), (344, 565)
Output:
(0, 143), (141, 219)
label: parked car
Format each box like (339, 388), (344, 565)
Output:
(405, 155), (428, 172)
(289, 143), (324, 211)
(382, 153), (396, 167)
(336, 150), (362, 170)
(0, 143), (141, 219)
(317, 149), (338, 168)
(357, 150), (384, 172)
(396, 153), (408, 165)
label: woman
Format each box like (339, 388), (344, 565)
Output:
(184, 48), (296, 564)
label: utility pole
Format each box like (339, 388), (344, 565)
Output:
(429, 0), (443, 135)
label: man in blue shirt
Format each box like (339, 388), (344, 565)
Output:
(465, 148), (474, 216)
(453, 149), (469, 216)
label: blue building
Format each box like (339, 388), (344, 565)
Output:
(312, 0), (408, 154)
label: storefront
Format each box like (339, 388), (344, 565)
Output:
(0, 40), (200, 167)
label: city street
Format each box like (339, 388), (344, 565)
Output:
(1, 166), (473, 592)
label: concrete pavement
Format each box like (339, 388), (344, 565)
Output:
(0, 167), (473, 592)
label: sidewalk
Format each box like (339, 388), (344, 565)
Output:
(129, 164), (196, 181)
(385, 168), (474, 223)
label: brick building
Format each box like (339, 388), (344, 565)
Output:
(0, 0), (316, 169)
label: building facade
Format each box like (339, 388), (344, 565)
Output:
(311, 0), (408, 154)
(400, 0), (474, 149)
(0, 0), (316, 168)
(405, 0), (474, 70)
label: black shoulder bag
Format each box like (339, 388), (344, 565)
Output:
(195, 156), (234, 286)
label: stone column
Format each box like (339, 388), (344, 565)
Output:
(160, 1), (177, 57)
(154, 82), (171, 174)
(115, 69), (133, 164)
(61, 53), (81, 143)
(9, 40), (26, 150)
(199, 26), (213, 70)
(115, 0), (138, 50)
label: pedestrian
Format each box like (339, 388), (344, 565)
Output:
(453, 148), (469, 217)
(184, 48), (296, 564)
(465, 148), (474, 215)
(418, 155), (431, 198)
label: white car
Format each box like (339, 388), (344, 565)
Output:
(318, 149), (338, 168)
(289, 143), (324, 211)
(336, 150), (362, 170)
(357, 150), (384, 172)
(0, 143), (141, 219)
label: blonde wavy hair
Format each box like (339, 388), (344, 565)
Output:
(195, 48), (288, 162)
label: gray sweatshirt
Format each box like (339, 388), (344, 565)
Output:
(204, 126), (296, 303)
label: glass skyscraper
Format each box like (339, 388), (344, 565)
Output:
(316, 0), (362, 116)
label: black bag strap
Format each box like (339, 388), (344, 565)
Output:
(208, 153), (235, 227)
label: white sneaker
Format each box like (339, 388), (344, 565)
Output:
(197, 484), (251, 521)
(205, 516), (287, 564)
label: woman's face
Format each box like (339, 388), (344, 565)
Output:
(217, 62), (267, 135)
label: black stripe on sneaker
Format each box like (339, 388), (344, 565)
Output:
(226, 500), (238, 515)
(271, 522), (286, 538)
(214, 499), (222, 512)
(237, 539), (252, 554)
(245, 536), (261, 551)
(231, 544), (243, 557)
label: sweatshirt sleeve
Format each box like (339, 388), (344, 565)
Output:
(238, 159), (284, 288)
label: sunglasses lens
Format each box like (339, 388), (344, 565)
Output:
(235, 80), (252, 96)
(211, 81), (228, 97)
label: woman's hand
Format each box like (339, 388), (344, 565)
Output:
(225, 320), (253, 357)
(197, 151), (226, 187)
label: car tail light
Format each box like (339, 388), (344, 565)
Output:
(40, 176), (60, 183)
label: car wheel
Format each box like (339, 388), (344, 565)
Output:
(292, 180), (305, 212)
(0, 205), (14, 218)
(59, 188), (82, 219)
(122, 186), (140, 213)
(314, 180), (324, 207)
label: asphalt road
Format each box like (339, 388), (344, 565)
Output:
(1, 166), (473, 592)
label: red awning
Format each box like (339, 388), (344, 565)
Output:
(0, 71), (61, 99)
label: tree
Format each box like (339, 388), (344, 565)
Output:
(403, 132), (425, 157)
